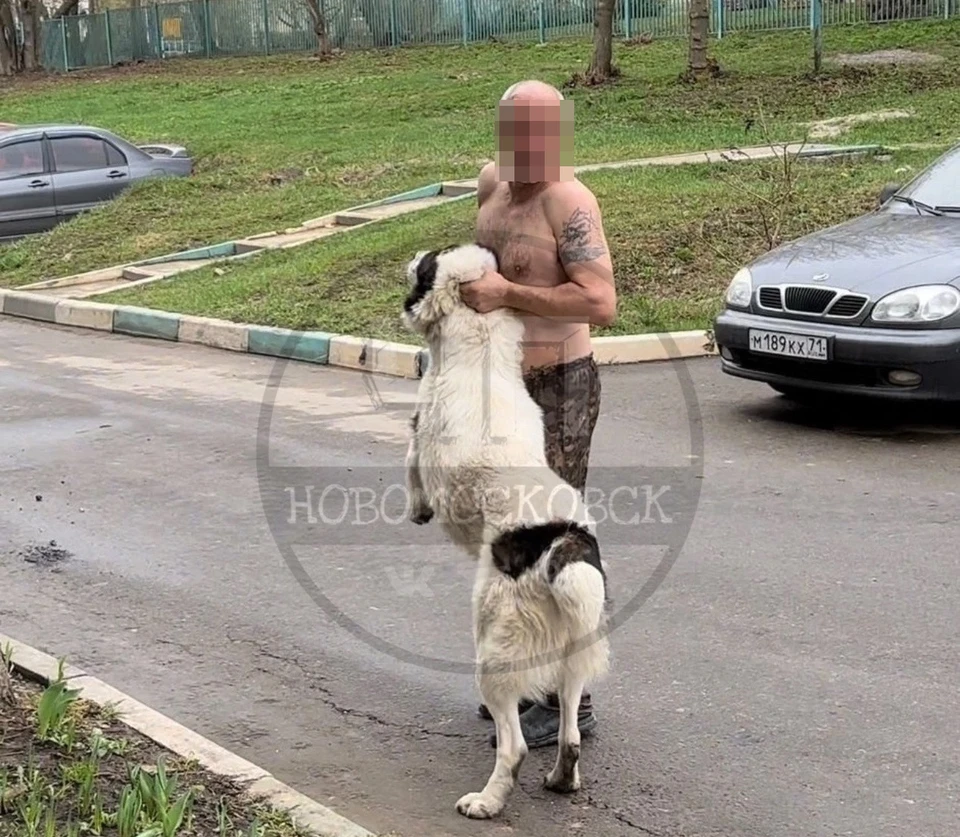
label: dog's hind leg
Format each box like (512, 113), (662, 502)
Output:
(543, 675), (585, 794)
(456, 690), (526, 819)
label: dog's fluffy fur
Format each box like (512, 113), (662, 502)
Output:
(401, 243), (611, 820)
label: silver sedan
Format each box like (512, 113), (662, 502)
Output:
(0, 123), (193, 243)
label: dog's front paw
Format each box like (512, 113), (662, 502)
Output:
(543, 768), (581, 794)
(408, 491), (434, 525)
(455, 792), (502, 819)
(411, 507), (434, 525)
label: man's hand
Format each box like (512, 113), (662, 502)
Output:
(460, 270), (511, 314)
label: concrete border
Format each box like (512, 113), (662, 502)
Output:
(0, 633), (377, 837)
(113, 306), (182, 341)
(0, 289), (716, 378)
(11, 142), (883, 303)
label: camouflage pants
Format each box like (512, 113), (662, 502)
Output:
(523, 354), (602, 495)
(522, 354), (602, 712)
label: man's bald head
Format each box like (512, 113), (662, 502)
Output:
(500, 79), (565, 102)
(496, 79), (573, 184)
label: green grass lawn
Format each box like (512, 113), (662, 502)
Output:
(100, 147), (943, 344)
(0, 18), (959, 290)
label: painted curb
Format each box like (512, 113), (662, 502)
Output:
(328, 335), (421, 378)
(592, 331), (717, 364)
(0, 293), (715, 378)
(3, 290), (58, 322)
(0, 633), (377, 837)
(178, 313), (249, 352)
(113, 306), (181, 341)
(55, 298), (116, 332)
(247, 325), (332, 364)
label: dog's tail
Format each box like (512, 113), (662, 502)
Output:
(544, 526), (609, 678)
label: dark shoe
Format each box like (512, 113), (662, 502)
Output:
(488, 701), (597, 749)
(477, 699), (535, 720)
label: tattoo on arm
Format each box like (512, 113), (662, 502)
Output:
(558, 207), (608, 265)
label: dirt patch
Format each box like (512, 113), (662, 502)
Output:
(831, 49), (945, 67)
(18, 540), (73, 566)
(805, 109), (912, 140)
(261, 167), (306, 187)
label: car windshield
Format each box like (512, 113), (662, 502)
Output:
(895, 145), (960, 211)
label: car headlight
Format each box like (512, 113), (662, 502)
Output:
(725, 268), (753, 309)
(870, 285), (960, 324)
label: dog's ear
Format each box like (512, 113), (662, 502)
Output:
(404, 249), (440, 313)
(406, 250), (431, 282)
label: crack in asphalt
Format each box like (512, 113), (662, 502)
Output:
(225, 632), (472, 741)
(306, 682), (472, 740)
(586, 793), (663, 836)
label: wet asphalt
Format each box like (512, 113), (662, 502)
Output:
(2, 316), (959, 837)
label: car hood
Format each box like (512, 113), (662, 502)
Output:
(748, 212), (960, 296)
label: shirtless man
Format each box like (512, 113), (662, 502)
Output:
(461, 79), (617, 750)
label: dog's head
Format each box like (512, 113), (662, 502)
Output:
(401, 243), (499, 335)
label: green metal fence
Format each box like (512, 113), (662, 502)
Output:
(39, 0), (957, 72)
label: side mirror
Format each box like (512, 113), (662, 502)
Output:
(878, 183), (900, 206)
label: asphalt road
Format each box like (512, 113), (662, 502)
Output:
(2, 317), (959, 837)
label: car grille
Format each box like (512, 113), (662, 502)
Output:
(755, 286), (870, 319)
(783, 286), (836, 314)
(826, 294), (868, 318)
(758, 287), (782, 309)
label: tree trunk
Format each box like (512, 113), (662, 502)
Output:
(0, 1), (17, 75)
(303, 0), (332, 55)
(20, 0), (43, 72)
(687, 0), (710, 75)
(585, 0), (615, 83)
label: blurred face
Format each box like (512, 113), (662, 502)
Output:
(495, 97), (574, 183)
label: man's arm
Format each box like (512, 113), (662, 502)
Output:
(501, 182), (616, 326)
(477, 161), (497, 208)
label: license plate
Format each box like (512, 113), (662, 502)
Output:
(748, 329), (829, 361)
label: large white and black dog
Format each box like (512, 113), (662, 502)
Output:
(401, 243), (611, 820)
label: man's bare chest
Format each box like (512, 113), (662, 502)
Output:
(476, 199), (562, 286)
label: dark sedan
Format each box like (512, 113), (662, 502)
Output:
(0, 123), (193, 243)
(714, 141), (960, 403)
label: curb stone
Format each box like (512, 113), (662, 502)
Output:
(0, 633), (377, 837)
(113, 306), (182, 341)
(55, 298), (116, 331)
(247, 325), (333, 364)
(592, 331), (716, 364)
(178, 313), (249, 352)
(328, 335), (421, 378)
(0, 289), (716, 377)
(3, 290), (58, 322)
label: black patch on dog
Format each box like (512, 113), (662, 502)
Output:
(410, 411), (419, 432)
(546, 525), (604, 587)
(490, 521), (604, 586)
(404, 250), (439, 314)
(412, 506), (434, 525)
